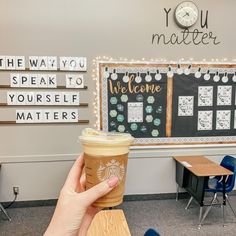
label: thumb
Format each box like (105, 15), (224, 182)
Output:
(80, 176), (119, 207)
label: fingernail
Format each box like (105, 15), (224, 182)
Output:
(107, 176), (119, 187)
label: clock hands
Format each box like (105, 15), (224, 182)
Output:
(183, 11), (190, 17)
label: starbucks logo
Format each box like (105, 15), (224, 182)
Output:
(97, 159), (125, 182)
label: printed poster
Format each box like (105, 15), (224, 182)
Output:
(197, 110), (213, 130)
(178, 96), (194, 116)
(128, 102), (143, 123)
(216, 110), (231, 130)
(198, 86), (213, 106)
(217, 86), (232, 106)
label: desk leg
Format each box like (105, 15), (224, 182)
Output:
(176, 184), (179, 201)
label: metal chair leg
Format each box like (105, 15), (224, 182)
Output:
(199, 192), (217, 227)
(185, 196), (193, 210)
(226, 194), (236, 218)
(0, 203), (11, 221)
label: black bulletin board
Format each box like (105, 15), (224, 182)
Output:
(98, 62), (236, 145)
(107, 72), (167, 138)
(172, 73), (236, 137)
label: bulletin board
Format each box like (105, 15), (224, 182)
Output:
(98, 62), (236, 145)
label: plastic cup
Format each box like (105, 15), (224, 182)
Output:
(79, 128), (133, 207)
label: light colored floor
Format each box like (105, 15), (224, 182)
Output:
(0, 195), (236, 236)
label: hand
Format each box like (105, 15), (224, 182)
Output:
(44, 154), (119, 236)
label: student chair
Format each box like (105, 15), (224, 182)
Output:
(186, 155), (236, 226)
(144, 228), (161, 236)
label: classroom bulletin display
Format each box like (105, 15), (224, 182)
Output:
(98, 62), (236, 145)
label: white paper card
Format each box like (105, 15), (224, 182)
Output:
(5, 56), (16, 70)
(10, 74), (20, 87)
(217, 86), (232, 106)
(66, 74), (84, 88)
(7, 92), (17, 105)
(216, 110), (231, 130)
(38, 56), (48, 70)
(198, 110), (213, 130)
(181, 161), (192, 168)
(47, 57), (57, 70)
(37, 74), (48, 87)
(0, 56), (6, 69)
(178, 96), (194, 116)
(198, 86), (213, 106)
(16, 92), (26, 105)
(29, 56), (39, 70)
(47, 74), (57, 88)
(128, 102), (143, 122)
(15, 56), (25, 70)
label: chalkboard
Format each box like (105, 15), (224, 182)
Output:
(99, 62), (236, 145)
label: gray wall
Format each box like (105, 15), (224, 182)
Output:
(0, 0), (236, 202)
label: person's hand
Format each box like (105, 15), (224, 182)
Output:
(44, 154), (119, 236)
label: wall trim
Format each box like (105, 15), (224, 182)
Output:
(1, 145), (236, 163)
(2, 191), (235, 208)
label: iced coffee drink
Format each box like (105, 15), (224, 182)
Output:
(79, 128), (133, 207)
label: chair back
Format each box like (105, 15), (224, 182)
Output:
(144, 228), (161, 236)
(220, 155), (236, 192)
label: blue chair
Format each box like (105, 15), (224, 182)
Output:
(199, 155), (236, 225)
(144, 228), (160, 236)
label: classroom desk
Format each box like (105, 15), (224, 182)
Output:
(0, 164), (11, 221)
(87, 209), (131, 236)
(173, 156), (233, 227)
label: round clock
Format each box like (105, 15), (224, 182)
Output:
(174, 1), (199, 28)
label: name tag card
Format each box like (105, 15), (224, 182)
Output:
(60, 57), (87, 71)
(16, 109), (78, 123)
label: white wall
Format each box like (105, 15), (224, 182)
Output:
(0, 0), (236, 202)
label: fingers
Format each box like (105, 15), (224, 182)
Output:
(63, 154), (84, 190)
(75, 173), (86, 193)
(79, 176), (119, 207)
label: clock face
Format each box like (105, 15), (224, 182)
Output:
(175, 1), (198, 28)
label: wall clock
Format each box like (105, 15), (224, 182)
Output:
(174, 1), (199, 28)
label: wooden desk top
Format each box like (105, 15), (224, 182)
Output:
(173, 156), (233, 177)
(87, 210), (131, 236)
(173, 156), (213, 165)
